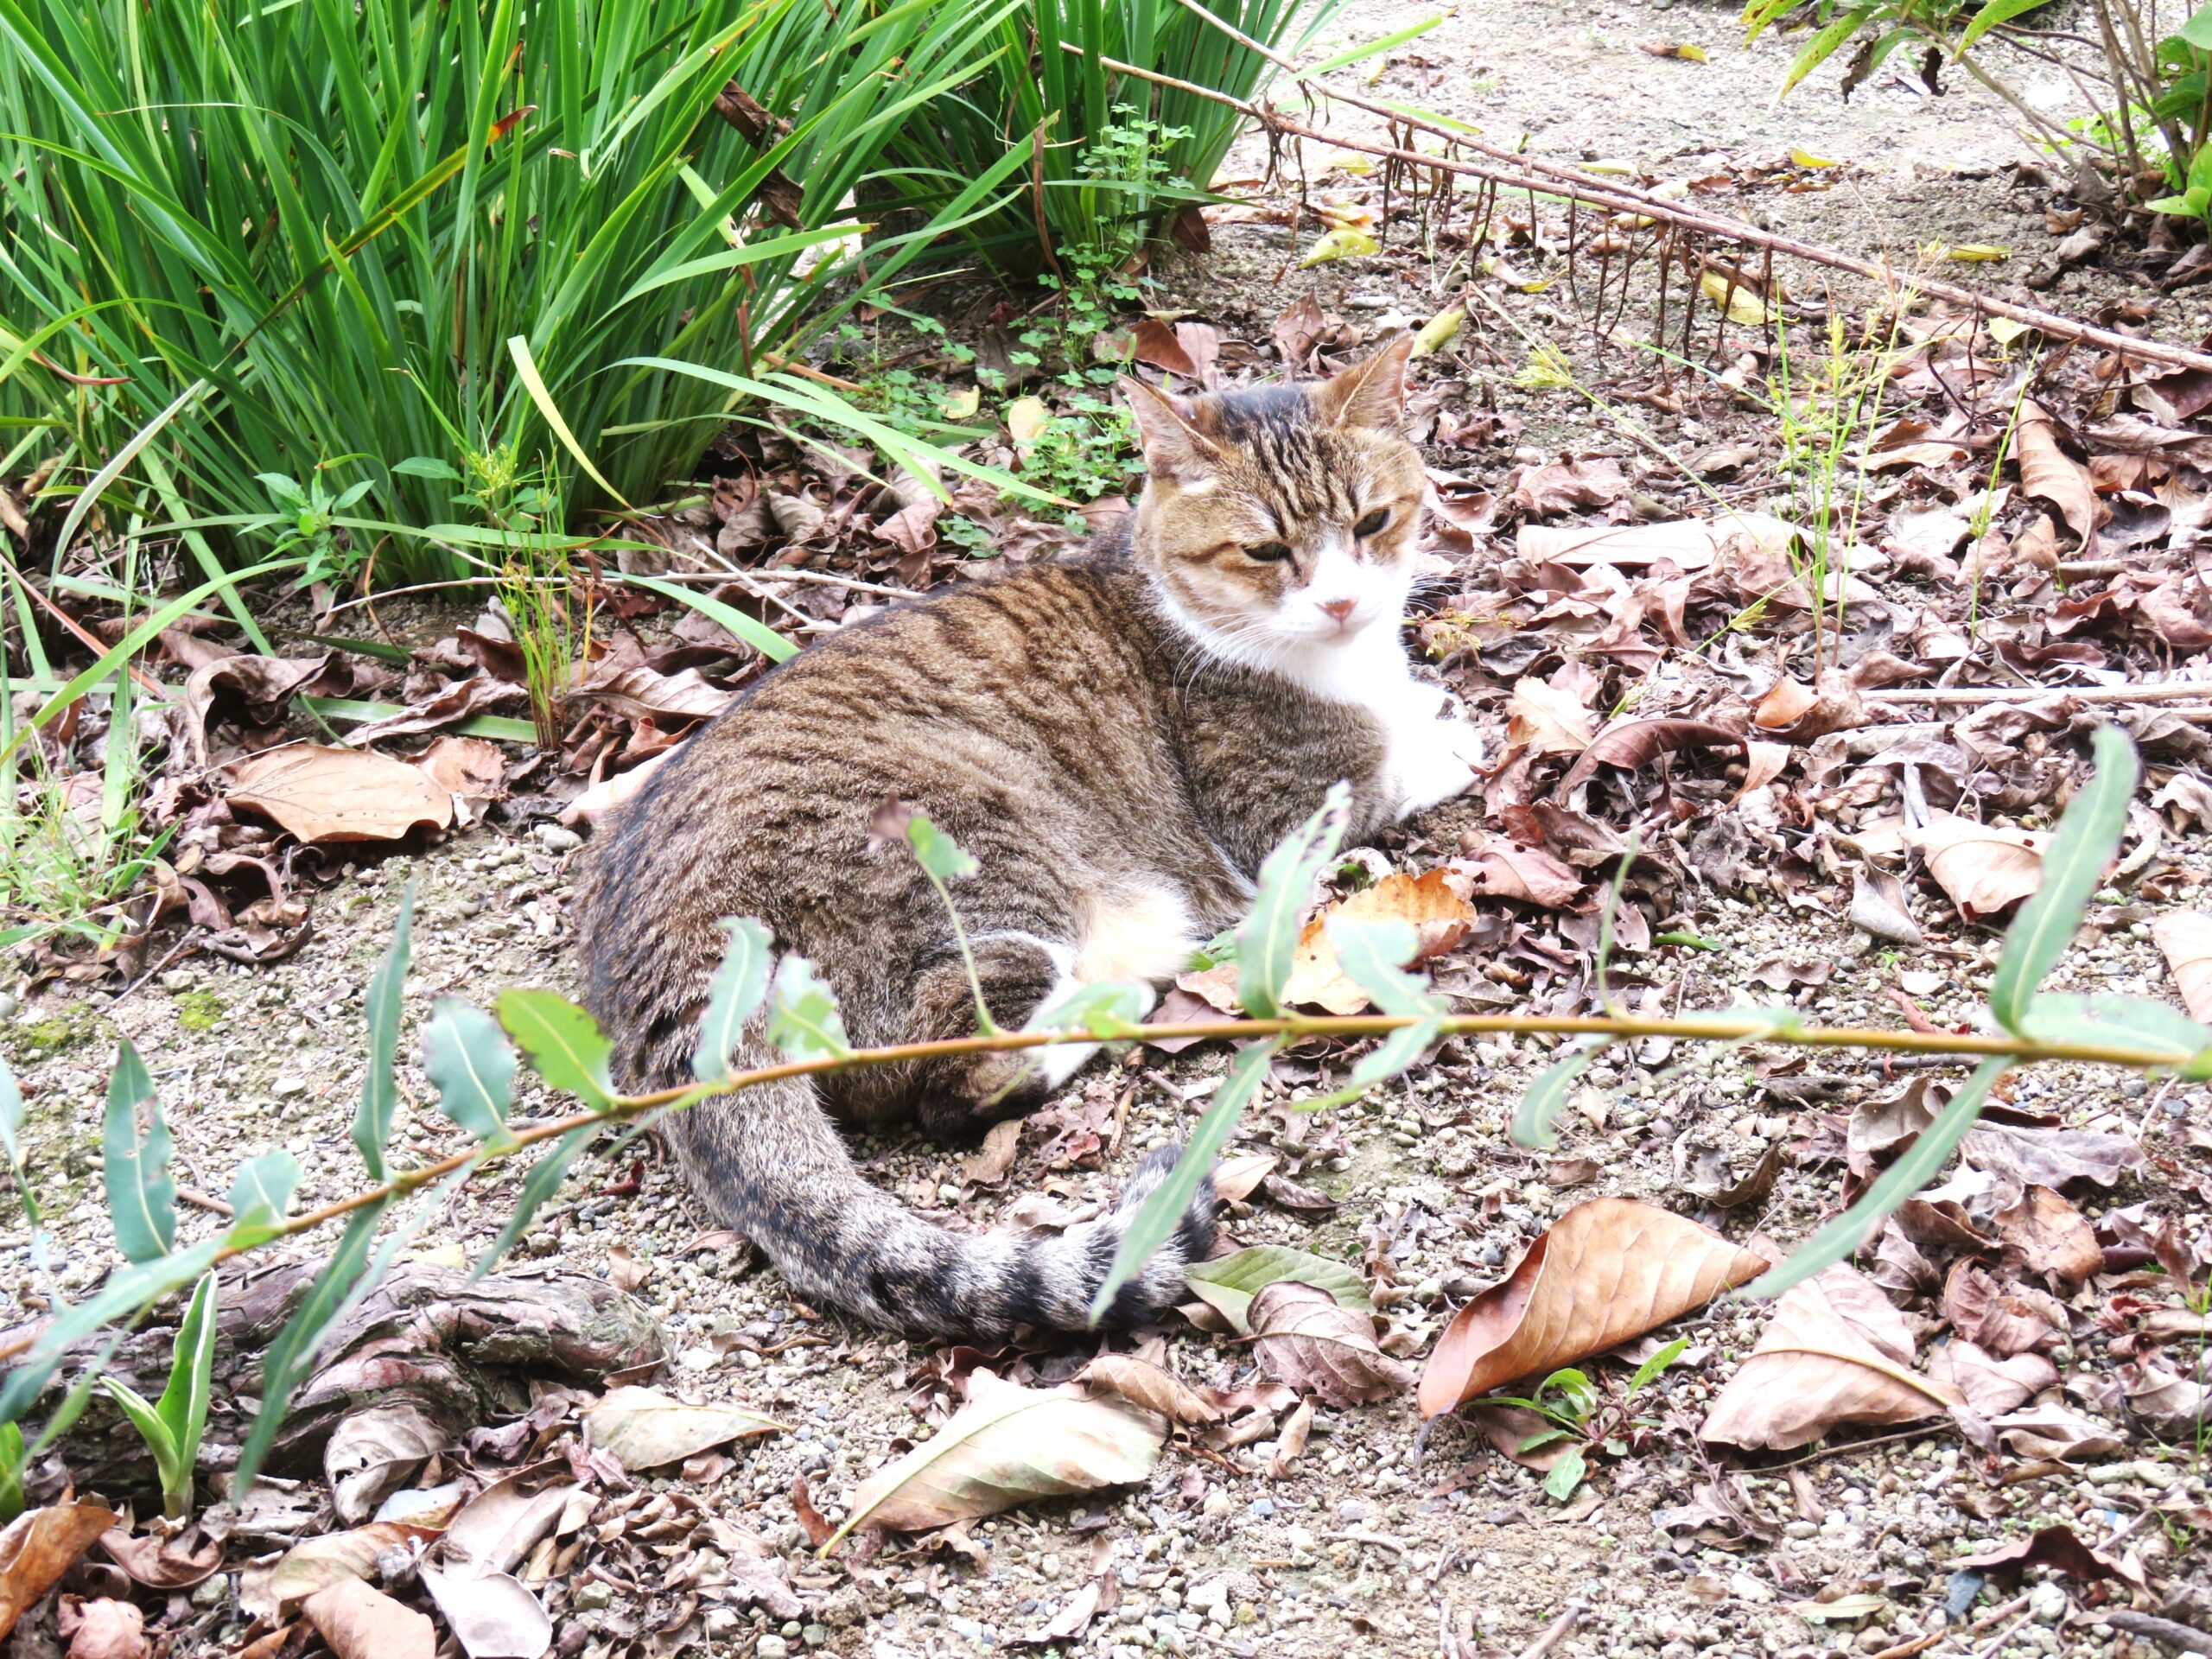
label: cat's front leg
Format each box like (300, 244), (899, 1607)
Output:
(1384, 687), (1482, 819)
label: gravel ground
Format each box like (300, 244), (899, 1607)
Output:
(5, 4), (2211, 1658)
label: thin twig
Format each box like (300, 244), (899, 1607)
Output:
(1863, 683), (2212, 707)
(2106, 1611), (2212, 1656)
(1070, 43), (2212, 375)
(1513, 1601), (1585, 1659)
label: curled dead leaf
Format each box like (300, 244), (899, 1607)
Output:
(1282, 869), (1473, 1015)
(2016, 400), (2097, 548)
(1904, 813), (2050, 920)
(1249, 1282), (1413, 1408)
(1419, 1198), (1769, 1417)
(62, 1598), (147, 1659)
(1506, 677), (1596, 756)
(581, 1386), (784, 1471)
(0, 1502), (119, 1641)
(1558, 720), (1745, 795)
(226, 746), (454, 843)
(303, 1577), (435, 1659)
(2151, 910), (2212, 1021)
(1702, 1265), (1960, 1451)
(1076, 1354), (1223, 1426)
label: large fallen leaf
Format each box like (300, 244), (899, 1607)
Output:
(304, 1578), (435, 1659)
(1558, 719), (1745, 794)
(242, 1522), (443, 1621)
(1993, 1185), (2101, 1286)
(832, 1371), (1165, 1543)
(0, 1502), (117, 1640)
(1419, 1198), (1768, 1416)
(1249, 1283), (1413, 1407)
(61, 1598), (147, 1659)
(99, 1527), (221, 1589)
(1964, 1122), (2142, 1190)
(415, 735), (509, 800)
(1076, 1355), (1222, 1426)
(582, 1387), (784, 1471)
(1989, 1403), (2124, 1461)
(226, 746), (454, 843)
(2017, 400), (2097, 547)
(2152, 910), (2212, 1021)
(1926, 1340), (2055, 1415)
(1510, 456), (1628, 518)
(1702, 1265), (1961, 1451)
(419, 1567), (552, 1659)
(1505, 677), (1595, 756)
(1446, 842), (1583, 909)
(1953, 1523), (2120, 1583)
(1516, 510), (1797, 572)
(1942, 1260), (2060, 1357)
(1752, 670), (1866, 741)
(441, 1478), (577, 1577)
(1281, 869), (1473, 1014)
(1904, 813), (2049, 920)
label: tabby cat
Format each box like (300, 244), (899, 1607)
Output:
(577, 334), (1478, 1337)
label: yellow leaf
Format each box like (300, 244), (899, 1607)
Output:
(1699, 270), (1772, 326)
(1581, 158), (1637, 176)
(1413, 305), (1464, 355)
(1676, 42), (1707, 60)
(1789, 147), (1840, 168)
(1325, 152), (1374, 176)
(1299, 226), (1380, 267)
(939, 385), (981, 420)
(1986, 316), (2032, 346)
(1003, 395), (1052, 447)
(1923, 242), (2011, 262)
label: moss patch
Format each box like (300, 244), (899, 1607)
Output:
(173, 990), (226, 1033)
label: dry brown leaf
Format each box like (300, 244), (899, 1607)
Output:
(1993, 1185), (2101, 1287)
(1558, 719), (1745, 794)
(1925, 1340), (2056, 1415)
(441, 1478), (575, 1577)
(1076, 1354), (1223, 1426)
(1516, 510), (1798, 573)
(2016, 400), (2097, 547)
(2151, 910), (2212, 1021)
(1904, 813), (2049, 920)
(1446, 843), (1583, 909)
(1751, 669), (1866, 741)
(1952, 1523), (2120, 1583)
(1701, 1265), (1961, 1451)
(960, 1119), (1022, 1187)
(1736, 740), (1792, 801)
(1418, 1198), (1769, 1416)
(838, 1371), (1165, 1540)
(582, 1386), (784, 1471)
(563, 750), (675, 824)
(1211, 1154), (1277, 1204)
(242, 1522), (443, 1621)
(415, 735), (508, 800)
(63, 1598), (147, 1659)
(1282, 869), (1475, 1014)
(1128, 317), (1200, 379)
(226, 746), (453, 843)
(1171, 961), (1243, 1014)
(99, 1528), (221, 1589)
(416, 1567), (552, 1659)
(1505, 677), (1595, 756)
(1249, 1282), (1414, 1408)
(1989, 1403), (2124, 1461)
(1942, 1261), (2060, 1357)
(0, 1502), (118, 1641)
(1510, 456), (1629, 518)
(1268, 1400), (1313, 1478)
(303, 1577), (435, 1659)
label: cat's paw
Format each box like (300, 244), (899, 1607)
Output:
(1392, 715), (1481, 817)
(1088, 1143), (1217, 1322)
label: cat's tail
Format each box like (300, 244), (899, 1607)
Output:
(664, 1046), (1216, 1338)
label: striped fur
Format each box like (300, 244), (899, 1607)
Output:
(576, 337), (1476, 1338)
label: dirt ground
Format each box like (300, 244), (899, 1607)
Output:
(5, 4), (2210, 1659)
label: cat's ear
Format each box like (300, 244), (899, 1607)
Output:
(1119, 376), (1221, 480)
(1313, 332), (1414, 432)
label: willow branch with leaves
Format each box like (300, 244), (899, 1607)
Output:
(0, 724), (2194, 1488)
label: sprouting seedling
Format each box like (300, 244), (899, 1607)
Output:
(98, 1271), (217, 1521)
(1484, 1335), (1691, 1502)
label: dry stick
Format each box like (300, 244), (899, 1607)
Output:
(0, 1008), (2186, 1372)
(1077, 44), (2212, 377)
(1513, 1601), (1586, 1659)
(1863, 683), (2212, 706)
(2105, 1611), (2212, 1656)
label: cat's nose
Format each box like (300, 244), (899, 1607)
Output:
(1319, 597), (1357, 623)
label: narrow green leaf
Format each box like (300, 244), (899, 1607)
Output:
(469, 1123), (598, 1281)
(154, 1273), (217, 1516)
(496, 989), (617, 1109)
(1324, 917), (1438, 1017)
(1960, 0), (2056, 51)
(506, 335), (629, 508)
(102, 1040), (175, 1263)
(424, 999), (519, 1142)
(1544, 1445), (1587, 1502)
(1510, 1040), (1611, 1150)
(0, 1423), (23, 1522)
(2021, 993), (2212, 1078)
(1236, 784), (1351, 1019)
(905, 811), (979, 883)
(613, 575), (798, 664)
(1185, 1245), (1372, 1333)
(232, 1200), (386, 1491)
(354, 887), (413, 1179)
(1989, 726), (2138, 1035)
(1745, 1057), (2009, 1300)
(1302, 12), (1444, 75)
(98, 1377), (177, 1476)
(766, 956), (851, 1063)
(1032, 981), (1151, 1039)
(0, 1240), (226, 1427)
(1628, 1335), (1690, 1397)
(693, 918), (776, 1083)
(224, 1152), (300, 1247)
(1093, 1039), (1279, 1322)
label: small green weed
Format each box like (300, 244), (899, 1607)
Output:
(173, 992), (225, 1034)
(99, 1272), (217, 1520)
(1484, 1336), (1689, 1501)
(257, 468), (377, 592)
(1017, 391), (1141, 506)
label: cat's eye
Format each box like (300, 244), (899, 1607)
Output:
(1245, 541), (1294, 563)
(1354, 508), (1389, 538)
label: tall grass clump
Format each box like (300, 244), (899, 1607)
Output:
(890, 0), (1347, 275)
(0, 0), (1027, 582)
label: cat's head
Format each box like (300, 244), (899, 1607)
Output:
(1120, 335), (1426, 664)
